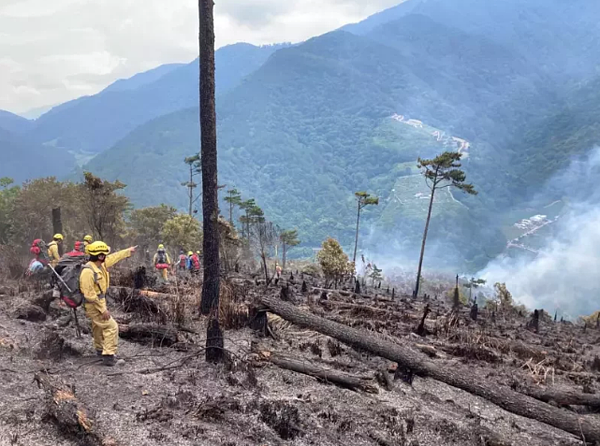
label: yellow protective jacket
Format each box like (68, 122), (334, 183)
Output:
(152, 252), (171, 265)
(47, 241), (60, 265)
(79, 249), (132, 314)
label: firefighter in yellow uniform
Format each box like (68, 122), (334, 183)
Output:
(47, 233), (63, 266)
(80, 241), (136, 366)
(153, 244), (171, 282)
(83, 234), (93, 249)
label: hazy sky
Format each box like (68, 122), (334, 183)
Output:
(0, 0), (401, 114)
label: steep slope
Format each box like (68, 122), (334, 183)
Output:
(0, 110), (33, 134)
(0, 128), (75, 183)
(509, 75), (600, 200)
(30, 43), (288, 155)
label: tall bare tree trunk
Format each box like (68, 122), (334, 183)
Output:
(199, 0), (222, 362)
(188, 163), (194, 217)
(352, 202), (361, 266)
(414, 186), (436, 298)
(282, 243), (287, 270)
(52, 207), (63, 256)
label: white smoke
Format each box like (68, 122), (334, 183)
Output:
(479, 148), (600, 318)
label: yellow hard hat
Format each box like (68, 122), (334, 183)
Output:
(53, 233), (64, 241)
(188, 251), (193, 256)
(86, 241), (111, 256)
(196, 251), (200, 254)
(83, 235), (93, 242)
(158, 244), (164, 249)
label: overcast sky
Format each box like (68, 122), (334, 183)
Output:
(0, 0), (402, 115)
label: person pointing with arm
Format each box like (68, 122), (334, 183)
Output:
(80, 241), (136, 366)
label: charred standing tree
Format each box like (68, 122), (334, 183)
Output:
(199, 0), (222, 362)
(52, 207), (63, 256)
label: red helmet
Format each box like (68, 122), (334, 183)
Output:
(74, 241), (84, 252)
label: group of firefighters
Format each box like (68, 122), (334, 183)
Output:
(27, 234), (200, 367)
(152, 245), (201, 282)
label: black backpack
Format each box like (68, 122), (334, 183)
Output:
(156, 250), (167, 264)
(55, 256), (93, 308)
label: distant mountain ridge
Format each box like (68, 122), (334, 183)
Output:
(0, 110), (33, 134)
(27, 42), (290, 155)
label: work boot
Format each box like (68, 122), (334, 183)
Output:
(102, 355), (116, 367)
(96, 350), (103, 357)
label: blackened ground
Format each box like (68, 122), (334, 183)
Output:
(0, 269), (597, 446)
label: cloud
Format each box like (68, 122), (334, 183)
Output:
(0, 0), (403, 114)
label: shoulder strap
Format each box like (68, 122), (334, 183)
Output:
(82, 265), (99, 285)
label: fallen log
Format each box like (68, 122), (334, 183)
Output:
(111, 287), (167, 323)
(319, 300), (408, 319)
(119, 323), (178, 347)
(260, 295), (600, 442)
(518, 387), (600, 409)
(112, 286), (175, 300)
(266, 352), (378, 393)
(34, 373), (103, 445)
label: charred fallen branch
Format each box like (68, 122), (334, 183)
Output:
(119, 323), (178, 347)
(264, 351), (378, 393)
(260, 295), (600, 442)
(517, 386), (600, 409)
(34, 373), (103, 445)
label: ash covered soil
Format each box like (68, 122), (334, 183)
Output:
(0, 270), (598, 446)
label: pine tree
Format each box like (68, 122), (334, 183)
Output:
(183, 155), (200, 216)
(224, 188), (242, 226)
(352, 192), (378, 266)
(280, 229), (300, 269)
(413, 152), (477, 298)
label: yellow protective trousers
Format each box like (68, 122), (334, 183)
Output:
(84, 303), (118, 355)
(160, 268), (168, 281)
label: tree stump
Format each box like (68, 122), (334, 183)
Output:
(301, 281), (308, 293)
(470, 303), (478, 321)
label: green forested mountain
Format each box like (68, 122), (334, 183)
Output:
(84, 15), (552, 264)
(43, 0), (600, 268)
(28, 43), (289, 155)
(0, 127), (74, 183)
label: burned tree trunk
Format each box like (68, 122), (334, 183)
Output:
(206, 317), (224, 363)
(199, 0), (223, 362)
(267, 352), (378, 393)
(119, 324), (178, 347)
(415, 304), (430, 336)
(527, 309), (540, 333)
(260, 295), (600, 442)
(52, 207), (63, 256)
(280, 285), (292, 302)
(518, 387), (600, 409)
(470, 303), (478, 321)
